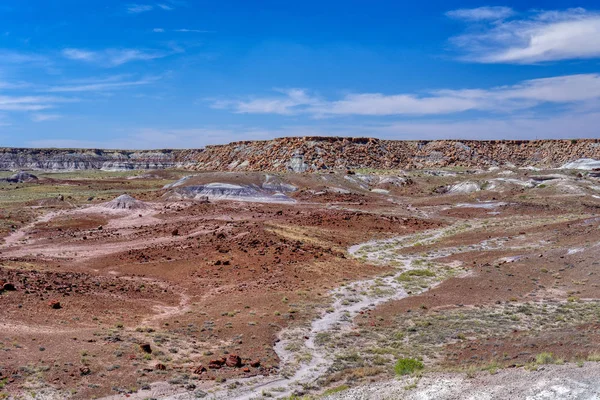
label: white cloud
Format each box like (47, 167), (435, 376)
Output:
(446, 6), (514, 21)
(0, 80), (30, 89)
(106, 49), (166, 65)
(0, 51), (52, 68)
(213, 89), (320, 115)
(175, 28), (211, 33)
(30, 113), (62, 122)
(45, 75), (157, 93)
(62, 47), (176, 67)
(0, 95), (67, 111)
(449, 7), (600, 63)
(126, 3), (176, 13)
(62, 48), (96, 61)
(127, 4), (154, 13)
(213, 74), (600, 117)
(153, 28), (165, 33)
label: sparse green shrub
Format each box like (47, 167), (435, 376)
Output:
(397, 269), (435, 282)
(394, 358), (424, 376)
(535, 352), (554, 364)
(323, 385), (349, 395)
(588, 352), (600, 362)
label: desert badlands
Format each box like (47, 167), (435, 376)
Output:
(0, 138), (600, 399)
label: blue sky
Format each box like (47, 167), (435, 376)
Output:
(1, 1), (600, 148)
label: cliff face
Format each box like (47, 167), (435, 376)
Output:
(190, 137), (600, 171)
(2, 137), (599, 172)
(0, 148), (197, 171)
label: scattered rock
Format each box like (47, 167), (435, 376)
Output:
(225, 354), (242, 368)
(48, 299), (61, 309)
(155, 363), (167, 371)
(140, 343), (152, 354)
(208, 358), (226, 369)
(193, 365), (206, 374)
(2, 283), (16, 291)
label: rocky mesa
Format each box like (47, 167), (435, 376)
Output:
(2, 137), (600, 171)
(0, 148), (195, 171)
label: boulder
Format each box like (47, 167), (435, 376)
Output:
(225, 354), (242, 367)
(193, 365), (207, 374)
(48, 300), (61, 309)
(140, 343), (152, 354)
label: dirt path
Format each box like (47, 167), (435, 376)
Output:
(2, 209), (63, 247)
(141, 292), (192, 325)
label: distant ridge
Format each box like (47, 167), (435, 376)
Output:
(1, 137), (599, 171)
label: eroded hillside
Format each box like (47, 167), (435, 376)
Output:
(2, 137), (600, 172)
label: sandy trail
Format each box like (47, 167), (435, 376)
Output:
(0, 322), (96, 335)
(2, 210), (64, 247)
(0, 205), (210, 261)
(142, 292), (192, 325)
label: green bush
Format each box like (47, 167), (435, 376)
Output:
(397, 269), (435, 282)
(535, 352), (554, 364)
(323, 385), (349, 395)
(394, 358), (424, 376)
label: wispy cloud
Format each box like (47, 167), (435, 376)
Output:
(0, 50), (52, 68)
(212, 74), (600, 117)
(62, 47), (179, 67)
(62, 48), (96, 62)
(152, 28), (212, 33)
(45, 75), (158, 93)
(30, 113), (62, 122)
(174, 28), (212, 33)
(213, 89), (319, 115)
(0, 80), (31, 89)
(0, 95), (68, 112)
(448, 7), (600, 63)
(126, 2), (176, 13)
(126, 4), (154, 13)
(446, 6), (514, 21)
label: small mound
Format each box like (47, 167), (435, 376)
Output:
(4, 171), (38, 183)
(446, 181), (481, 194)
(102, 194), (149, 210)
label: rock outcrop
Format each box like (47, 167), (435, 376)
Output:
(190, 137), (600, 171)
(3, 137), (600, 172)
(0, 148), (194, 171)
(1, 171), (38, 183)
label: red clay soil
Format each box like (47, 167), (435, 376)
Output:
(0, 193), (436, 399)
